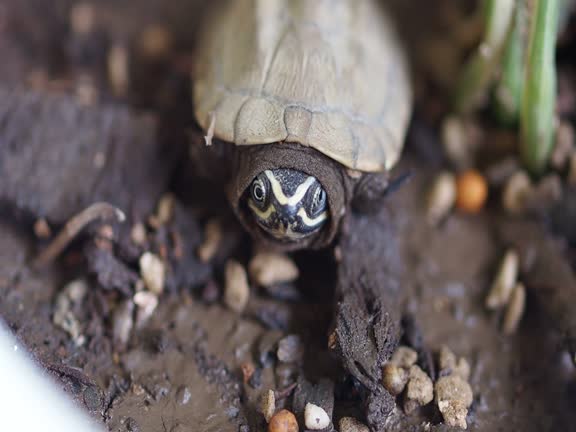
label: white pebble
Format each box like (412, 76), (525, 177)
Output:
(139, 252), (166, 295)
(502, 282), (526, 335)
(197, 219), (222, 263)
(304, 402), (330, 430)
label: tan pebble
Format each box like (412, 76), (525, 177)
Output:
(249, 252), (299, 287)
(224, 260), (250, 313)
(34, 218), (52, 239)
(551, 121), (575, 170)
(438, 345), (456, 373)
(437, 399), (469, 429)
(404, 365), (433, 414)
(382, 363), (409, 396)
(304, 403), (330, 430)
(108, 43), (130, 97)
(442, 116), (473, 169)
(502, 282), (526, 335)
(502, 171), (532, 214)
(454, 357), (471, 381)
(139, 252), (165, 295)
(133, 290), (158, 326)
(485, 249), (519, 310)
(112, 300), (134, 346)
(131, 223), (147, 246)
(435, 375), (473, 408)
(339, 417), (369, 432)
(260, 389), (276, 423)
(70, 2), (95, 35)
(197, 219), (222, 263)
(139, 25), (173, 60)
(427, 172), (457, 224)
(268, 409), (298, 432)
(390, 346), (418, 368)
(156, 193), (176, 225)
(569, 153), (576, 186)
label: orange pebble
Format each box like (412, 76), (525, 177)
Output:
(268, 409), (299, 432)
(456, 170), (488, 213)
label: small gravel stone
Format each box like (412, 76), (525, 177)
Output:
(438, 346), (470, 380)
(197, 219), (222, 263)
(175, 385), (191, 405)
(382, 363), (409, 396)
(442, 116), (474, 169)
(108, 42), (130, 97)
(486, 249), (519, 310)
(390, 346), (418, 368)
(427, 172), (457, 224)
(249, 252), (299, 287)
(502, 171), (532, 214)
(502, 282), (526, 335)
(268, 409), (298, 432)
(139, 252), (165, 295)
(112, 300), (134, 347)
(404, 365), (434, 414)
(339, 417), (369, 432)
(130, 223), (147, 246)
(224, 260), (250, 313)
(304, 402), (330, 430)
(138, 25), (173, 60)
(435, 375), (474, 429)
(260, 389), (276, 423)
(277, 335), (304, 363)
(133, 290), (159, 327)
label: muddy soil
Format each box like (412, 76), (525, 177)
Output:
(1, 1), (576, 432)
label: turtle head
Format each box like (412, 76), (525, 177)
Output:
(246, 169), (329, 242)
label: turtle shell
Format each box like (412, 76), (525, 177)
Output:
(193, 0), (412, 173)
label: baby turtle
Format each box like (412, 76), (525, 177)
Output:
(193, 0), (412, 250)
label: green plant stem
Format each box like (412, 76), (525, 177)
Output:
(454, 0), (515, 114)
(520, 0), (560, 174)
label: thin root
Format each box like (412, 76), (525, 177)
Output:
(33, 202), (126, 268)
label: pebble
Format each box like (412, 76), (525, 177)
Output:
(304, 403), (330, 430)
(485, 249), (519, 310)
(34, 218), (52, 239)
(502, 282), (526, 335)
(133, 290), (159, 327)
(260, 389), (276, 423)
(197, 219), (222, 263)
(442, 116), (474, 169)
(249, 252), (299, 287)
(455, 170), (488, 213)
(108, 42), (130, 97)
(438, 345), (470, 380)
(139, 252), (165, 295)
(131, 223), (147, 246)
(390, 346), (418, 368)
(224, 260), (250, 313)
(404, 365), (434, 414)
(138, 25), (173, 60)
(112, 300), (135, 347)
(175, 386), (192, 405)
(339, 417), (369, 432)
(156, 193), (176, 225)
(502, 171), (532, 214)
(382, 363), (409, 396)
(267, 409), (298, 432)
(277, 335), (304, 363)
(52, 279), (89, 346)
(435, 375), (474, 429)
(427, 172), (457, 224)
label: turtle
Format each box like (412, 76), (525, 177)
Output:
(192, 0), (412, 250)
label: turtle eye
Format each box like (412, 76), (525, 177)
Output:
(310, 186), (327, 216)
(251, 178), (267, 203)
